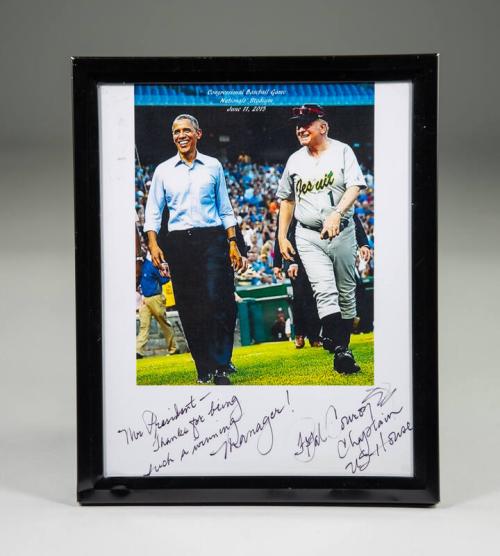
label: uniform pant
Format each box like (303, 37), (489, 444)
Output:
(162, 226), (236, 375)
(295, 220), (357, 319)
(136, 293), (177, 355)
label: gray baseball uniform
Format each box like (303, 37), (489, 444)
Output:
(277, 138), (366, 319)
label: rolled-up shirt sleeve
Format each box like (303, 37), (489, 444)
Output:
(144, 168), (166, 234)
(215, 162), (237, 229)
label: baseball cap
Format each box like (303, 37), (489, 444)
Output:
(290, 104), (326, 124)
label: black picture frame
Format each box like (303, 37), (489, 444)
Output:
(74, 55), (439, 506)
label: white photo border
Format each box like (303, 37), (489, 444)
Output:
(99, 82), (413, 478)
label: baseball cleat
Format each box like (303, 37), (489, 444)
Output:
(333, 346), (360, 374)
(294, 335), (305, 349)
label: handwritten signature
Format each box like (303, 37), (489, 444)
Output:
(294, 386), (412, 473)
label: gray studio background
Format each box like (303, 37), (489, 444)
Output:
(1, 1), (498, 554)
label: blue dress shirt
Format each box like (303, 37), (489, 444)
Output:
(144, 151), (237, 233)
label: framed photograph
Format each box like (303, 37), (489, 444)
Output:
(74, 55), (438, 505)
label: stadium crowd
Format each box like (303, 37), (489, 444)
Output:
(135, 153), (375, 285)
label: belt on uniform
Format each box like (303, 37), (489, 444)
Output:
(299, 218), (350, 233)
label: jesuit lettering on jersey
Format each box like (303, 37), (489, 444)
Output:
(290, 171), (335, 200)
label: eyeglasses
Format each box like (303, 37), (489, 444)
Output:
(292, 105), (325, 119)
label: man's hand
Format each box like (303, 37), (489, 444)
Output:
(278, 199), (295, 260)
(273, 267), (284, 281)
(279, 236), (296, 262)
(320, 211), (341, 240)
(229, 242), (244, 271)
(358, 245), (371, 262)
(287, 264), (299, 279)
(239, 256), (249, 273)
(149, 241), (166, 268)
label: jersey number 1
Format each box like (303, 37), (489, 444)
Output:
(328, 191), (335, 207)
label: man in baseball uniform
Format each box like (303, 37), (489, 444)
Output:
(277, 104), (367, 374)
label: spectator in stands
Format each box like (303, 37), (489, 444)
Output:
(258, 252), (274, 283)
(246, 251), (265, 286)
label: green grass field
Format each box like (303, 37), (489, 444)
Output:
(137, 332), (374, 386)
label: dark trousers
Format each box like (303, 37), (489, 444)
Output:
(291, 264), (321, 341)
(162, 226), (236, 375)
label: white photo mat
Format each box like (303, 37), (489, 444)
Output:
(99, 82), (413, 478)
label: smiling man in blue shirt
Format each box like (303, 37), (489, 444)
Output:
(144, 114), (245, 385)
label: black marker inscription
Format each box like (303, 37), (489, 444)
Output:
(117, 427), (144, 445)
(116, 387), (411, 478)
(293, 386), (412, 474)
(143, 452), (174, 477)
(142, 395), (198, 437)
(116, 392), (290, 476)
(210, 404), (285, 460)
